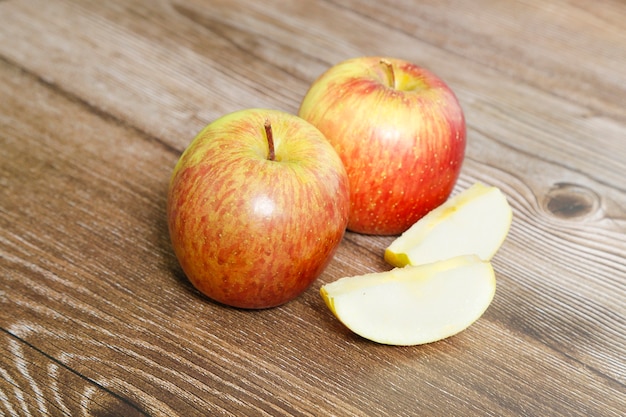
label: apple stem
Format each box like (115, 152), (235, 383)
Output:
(380, 59), (396, 89)
(264, 119), (276, 161)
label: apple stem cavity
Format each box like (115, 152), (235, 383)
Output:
(380, 59), (396, 89)
(264, 119), (276, 161)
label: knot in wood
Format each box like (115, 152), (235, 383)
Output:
(544, 183), (599, 219)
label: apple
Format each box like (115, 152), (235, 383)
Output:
(167, 109), (350, 309)
(299, 56), (466, 235)
(320, 255), (495, 346)
(385, 182), (513, 268)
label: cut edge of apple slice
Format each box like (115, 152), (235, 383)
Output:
(320, 255), (496, 346)
(384, 182), (512, 268)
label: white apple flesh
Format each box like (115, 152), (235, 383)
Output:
(385, 182), (512, 268)
(320, 255), (496, 346)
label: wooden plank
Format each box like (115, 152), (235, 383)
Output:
(335, 0), (626, 119)
(0, 0), (624, 415)
(0, 331), (149, 416)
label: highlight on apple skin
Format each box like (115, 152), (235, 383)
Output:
(299, 56), (466, 235)
(167, 109), (350, 309)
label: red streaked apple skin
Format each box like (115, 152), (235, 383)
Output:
(167, 109), (350, 309)
(299, 56), (466, 235)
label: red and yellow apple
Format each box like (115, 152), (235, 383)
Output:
(167, 109), (350, 309)
(299, 56), (466, 235)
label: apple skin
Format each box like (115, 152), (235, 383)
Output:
(299, 56), (466, 235)
(167, 109), (350, 309)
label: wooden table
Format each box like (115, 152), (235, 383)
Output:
(1, 0), (624, 415)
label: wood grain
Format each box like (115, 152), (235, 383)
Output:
(1, 0), (625, 415)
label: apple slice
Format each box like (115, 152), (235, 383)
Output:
(384, 182), (512, 268)
(320, 255), (495, 346)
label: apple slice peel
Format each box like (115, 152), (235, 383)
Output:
(385, 182), (512, 268)
(320, 256), (496, 346)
